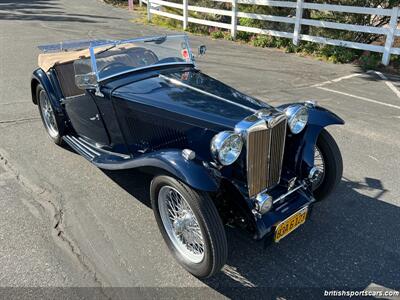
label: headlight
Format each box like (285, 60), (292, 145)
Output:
(211, 131), (243, 166)
(285, 105), (308, 134)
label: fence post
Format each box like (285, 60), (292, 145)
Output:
(183, 0), (188, 30)
(139, 0), (142, 7)
(231, 0), (238, 39)
(293, 0), (304, 46)
(382, 7), (399, 66)
(147, 0), (152, 22)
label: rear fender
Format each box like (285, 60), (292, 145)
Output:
(32, 68), (68, 135)
(31, 68), (65, 117)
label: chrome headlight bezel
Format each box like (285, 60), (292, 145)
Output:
(210, 131), (243, 166)
(285, 105), (308, 134)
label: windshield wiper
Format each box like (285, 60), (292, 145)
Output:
(144, 35), (167, 44)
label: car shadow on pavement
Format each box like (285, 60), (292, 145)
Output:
(202, 177), (400, 298)
(102, 168), (400, 298)
(102, 168), (154, 208)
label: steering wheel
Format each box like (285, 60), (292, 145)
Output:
(142, 49), (159, 64)
(100, 62), (128, 72)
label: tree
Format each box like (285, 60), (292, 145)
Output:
(304, 0), (400, 44)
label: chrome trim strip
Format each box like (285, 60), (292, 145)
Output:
(159, 74), (257, 113)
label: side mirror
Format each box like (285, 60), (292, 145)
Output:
(198, 45), (207, 56)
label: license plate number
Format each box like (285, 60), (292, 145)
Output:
(274, 207), (308, 242)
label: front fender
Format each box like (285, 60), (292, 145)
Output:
(147, 151), (220, 192)
(298, 106), (344, 176)
(308, 106), (345, 128)
(95, 149), (220, 192)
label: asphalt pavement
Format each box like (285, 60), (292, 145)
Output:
(0, 0), (399, 299)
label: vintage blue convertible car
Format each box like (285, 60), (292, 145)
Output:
(31, 35), (343, 278)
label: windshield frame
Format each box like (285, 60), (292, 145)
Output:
(89, 34), (195, 82)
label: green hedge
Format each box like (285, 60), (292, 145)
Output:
(128, 1), (400, 71)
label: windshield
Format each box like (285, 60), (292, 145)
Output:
(90, 35), (194, 81)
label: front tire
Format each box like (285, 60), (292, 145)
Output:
(150, 175), (227, 278)
(312, 129), (343, 201)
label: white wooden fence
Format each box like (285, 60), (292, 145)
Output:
(137, 0), (400, 65)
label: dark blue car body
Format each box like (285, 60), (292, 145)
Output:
(32, 60), (343, 240)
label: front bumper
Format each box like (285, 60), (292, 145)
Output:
(253, 187), (315, 240)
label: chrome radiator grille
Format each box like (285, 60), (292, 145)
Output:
(247, 119), (287, 197)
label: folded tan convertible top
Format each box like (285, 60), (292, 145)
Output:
(38, 43), (139, 72)
(38, 49), (91, 72)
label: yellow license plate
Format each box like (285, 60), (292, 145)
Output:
(274, 207), (308, 242)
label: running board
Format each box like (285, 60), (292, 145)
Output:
(62, 135), (131, 168)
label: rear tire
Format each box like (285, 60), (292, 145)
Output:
(313, 129), (343, 201)
(37, 84), (63, 145)
(150, 175), (227, 278)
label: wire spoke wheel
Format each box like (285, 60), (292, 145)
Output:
(151, 176), (228, 278)
(312, 145), (326, 191)
(158, 186), (205, 263)
(39, 90), (59, 138)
